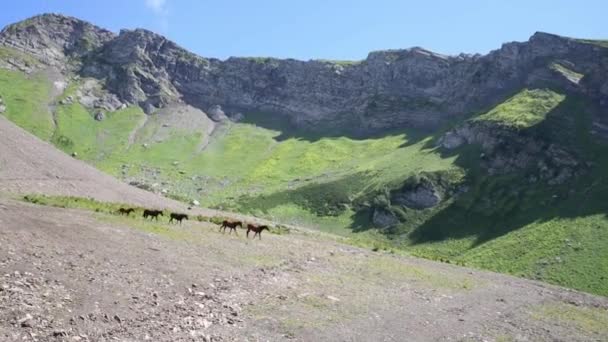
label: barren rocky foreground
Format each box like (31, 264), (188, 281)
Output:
(1, 112), (608, 342)
(1, 198), (608, 342)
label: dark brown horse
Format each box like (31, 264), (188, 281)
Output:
(117, 208), (135, 216)
(143, 209), (163, 220)
(169, 213), (188, 224)
(246, 223), (270, 240)
(219, 220), (242, 234)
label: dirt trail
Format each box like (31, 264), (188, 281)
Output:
(1, 198), (607, 341)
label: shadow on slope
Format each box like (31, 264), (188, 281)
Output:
(409, 94), (608, 246)
(238, 111), (431, 144)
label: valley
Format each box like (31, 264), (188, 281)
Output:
(0, 13), (607, 306)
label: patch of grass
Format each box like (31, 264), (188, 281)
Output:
(531, 303), (608, 336)
(576, 38), (608, 49)
(551, 62), (584, 83)
(0, 69), (54, 139)
(473, 89), (565, 129)
(358, 255), (476, 290)
(22, 194), (144, 215)
(51, 101), (146, 169)
(0, 46), (40, 67)
(315, 59), (362, 66)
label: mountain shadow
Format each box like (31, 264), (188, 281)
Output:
(409, 93), (608, 246)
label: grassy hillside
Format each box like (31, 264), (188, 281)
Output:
(1, 66), (608, 297)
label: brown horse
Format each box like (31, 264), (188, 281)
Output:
(143, 209), (163, 220)
(219, 220), (242, 234)
(169, 213), (188, 224)
(117, 208), (135, 216)
(246, 223), (270, 240)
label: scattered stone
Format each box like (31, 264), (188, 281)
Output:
(207, 105), (227, 121)
(191, 200), (200, 206)
(94, 111), (105, 121)
(327, 295), (340, 302)
(201, 319), (212, 329)
(53, 330), (68, 337)
(19, 314), (33, 328)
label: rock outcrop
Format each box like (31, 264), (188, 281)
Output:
(1, 14), (608, 133)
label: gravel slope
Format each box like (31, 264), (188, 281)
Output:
(1, 198), (608, 341)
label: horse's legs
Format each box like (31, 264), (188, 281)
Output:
(247, 229), (250, 238)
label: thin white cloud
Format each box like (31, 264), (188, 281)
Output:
(144, 0), (169, 33)
(145, 0), (167, 14)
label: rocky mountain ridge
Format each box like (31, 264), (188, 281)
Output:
(2, 13), (607, 132)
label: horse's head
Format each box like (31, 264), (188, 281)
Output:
(236, 221), (243, 227)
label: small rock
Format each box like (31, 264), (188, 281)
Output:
(113, 315), (122, 323)
(94, 111), (105, 121)
(327, 295), (340, 302)
(19, 314), (33, 328)
(191, 200), (200, 206)
(71, 152), (78, 158)
(53, 330), (68, 337)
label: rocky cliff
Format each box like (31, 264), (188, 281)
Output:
(1, 13), (607, 132)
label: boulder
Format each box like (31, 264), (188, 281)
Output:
(94, 111), (105, 121)
(372, 207), (399, 228)
(439, 131), (465, 149)
(207, 105), (228, 121)
(393, 183), (441, 209)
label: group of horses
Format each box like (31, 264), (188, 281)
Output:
(117, 207), (270, 239)
(219, 220), (270, 239)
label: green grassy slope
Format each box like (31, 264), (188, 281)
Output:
(0, 69), (54, 139)
(1, 66), (607, 296)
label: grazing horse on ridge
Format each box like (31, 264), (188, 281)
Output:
(143, 209), (163, 220)
(169, 213), (188, 224)
(117, 208), (135, 216)
(219, 220), (242, 235)
(246, 223), (270, 240)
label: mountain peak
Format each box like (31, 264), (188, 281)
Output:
(0, 13), (115, 66)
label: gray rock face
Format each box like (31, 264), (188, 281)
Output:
(0, 14), (114, 68)
(1, 14), (608, 133)
(440, 121), (582, 183)
(372, 207), (399, 228)
(392, 183), (442, 210)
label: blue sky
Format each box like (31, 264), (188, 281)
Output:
(1, 1), (607, 60)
